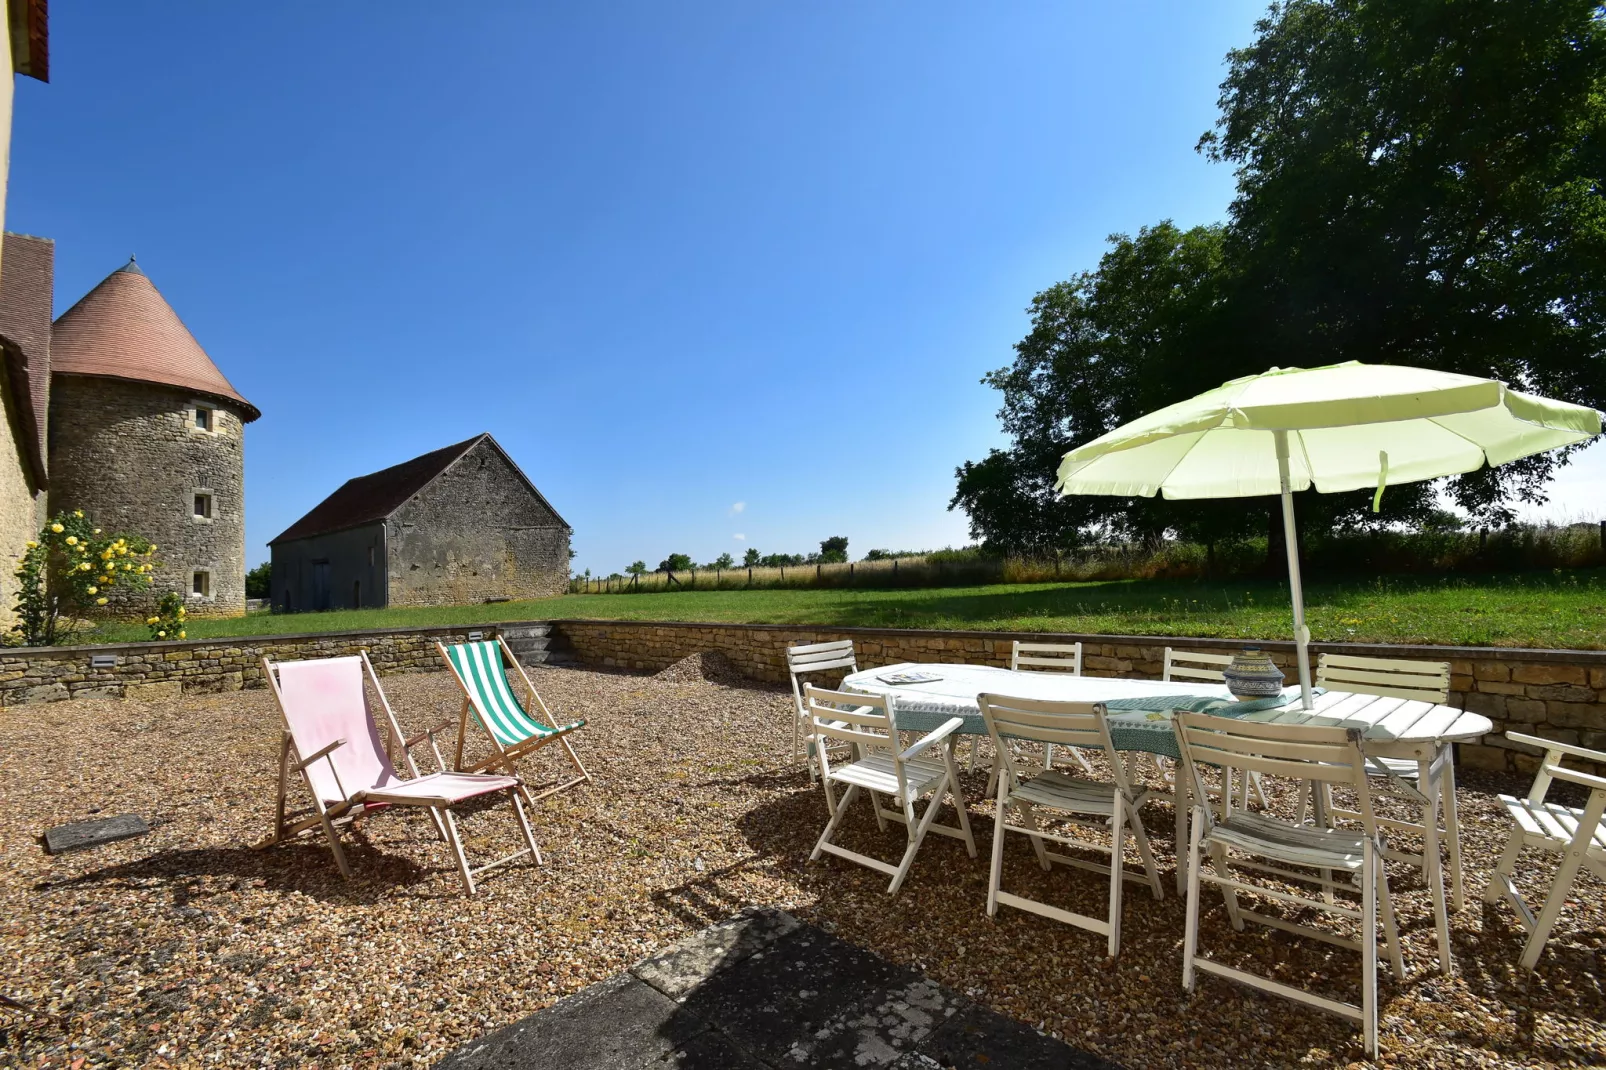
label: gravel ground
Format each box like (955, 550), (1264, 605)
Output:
(0, 665), (1602, 1069)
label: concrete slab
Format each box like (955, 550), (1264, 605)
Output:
(433, 909), (1119, 1070)
(633, 904), (801, 1001)
(42, 814), (149, 855)
(433, 974), (709, 1070)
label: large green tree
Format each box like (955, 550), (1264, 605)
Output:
(1206, 0), (1606, 517)
(955, 0), (1606, 549)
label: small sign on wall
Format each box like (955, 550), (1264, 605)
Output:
(467, 631), (485, 642)
(90, 654), (118, 669)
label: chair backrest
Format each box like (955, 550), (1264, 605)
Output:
(788, 640), (858, 718)
(978, 693), (1132, 796)
(805, 684), (911, 779)
(1316, 653), (1450, 704)
(1163, 647), (1231, 683)
(1173, 712), (1372, 824)
(268, 655), (397, 805)
(1011, 641), (1082, 675)
(442, 640), (553, 747)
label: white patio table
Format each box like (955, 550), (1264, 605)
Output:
(840, 661), (1491, 973)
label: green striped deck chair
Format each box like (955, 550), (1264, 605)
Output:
(438, 637), (590, 802)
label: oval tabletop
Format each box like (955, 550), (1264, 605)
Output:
(839, 662), (1492, 760)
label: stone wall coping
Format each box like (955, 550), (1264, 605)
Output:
(0, 619), (552, 658)
(547, 618), (1606, 664)
(2, 615), (1602, 664)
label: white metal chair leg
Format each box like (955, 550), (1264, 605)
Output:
(1181, 807), (1205, 991)
(1518, 790), (1606, 970)
(1107, 793), (1126, 957)
(1442, 757), (1465, 912)
(811, 783), (860, 861)
(1361, 840), (1380, 1060)
(987, 771), (1009, 917)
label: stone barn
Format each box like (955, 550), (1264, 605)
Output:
(269, 433), (571, 612)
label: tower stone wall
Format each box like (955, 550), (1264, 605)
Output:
(47, 375), (247, 617)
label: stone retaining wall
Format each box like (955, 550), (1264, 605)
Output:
(555, 619), (1606, 775)
(3, 617), (1602, 775)
(0, 623), (498, 707)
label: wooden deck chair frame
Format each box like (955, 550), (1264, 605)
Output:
(1160, 647), (1267, 810)
(980, 693), (1163, 958)
(786, 640), (859, 779)
(1483, 731), (1606, 970)
(258, 651), (541, 895)
(437, 637), (590, 804)
(1174, 712), (1404, 1059)
(1009, 641), (1094, 775)
(1308, 653), (1464, 913)
(806, 684), (977, 894)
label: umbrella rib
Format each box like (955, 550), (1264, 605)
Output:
(1151, 430), (1216, 497)
(1425, 417), (1493, 468)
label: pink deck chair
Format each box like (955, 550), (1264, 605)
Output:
(257, 651), (541, 895)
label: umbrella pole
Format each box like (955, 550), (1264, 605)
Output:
(1274, 430), (1315, 710)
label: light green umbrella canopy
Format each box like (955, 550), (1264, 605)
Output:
(1056, 361), (1600, 502)
(1054, 361), (1601, 708)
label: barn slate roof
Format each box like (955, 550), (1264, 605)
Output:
(51, 259), (261, 421)
(0, 232), (54, 485)
(269, 433), (569, 545)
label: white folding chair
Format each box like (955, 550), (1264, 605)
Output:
(1159, 647), (1267, 809)
(1009, 641), (1093, 774)
(1175, 712), (1404, 1060)
(1310, 654), (1464, 914)
(786, 640), (859, 779)
(1162, 646), (1232, 685)
(806, 684), (976, 894)
(1483, 732), (1606, 970)
(980, 693), (1162, 957)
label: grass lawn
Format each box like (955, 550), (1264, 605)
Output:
(79, 568), (1606, 649)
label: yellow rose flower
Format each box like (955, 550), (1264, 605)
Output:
(147, 616), (159, 625)
(178, 630), (186, 639)
(50, 523), (63, 533)
(124, 563), (133, 571)
(148, 544), (157, 552)
(65, 536), (78, 546)
(96, 597), (108, 606)
(25, 540), (36, 549)
(79, 562), (91, 571)
(73, 510), (83, 518)
(157, 630), (166, 638)
(86, 586), (97, 594)
(94, 528), (102, 535)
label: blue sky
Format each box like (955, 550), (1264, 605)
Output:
(11, 3), (1601, 576)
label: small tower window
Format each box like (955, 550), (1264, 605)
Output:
(193, 492), (213, 519)
(194, 406), (214, 431)
(191, 571), (211, 598)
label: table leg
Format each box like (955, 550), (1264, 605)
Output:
(1443, 752), (1464, 913)
(1420, 749), (1453, 974)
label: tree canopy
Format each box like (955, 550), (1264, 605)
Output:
(954, 0), (1606, 551)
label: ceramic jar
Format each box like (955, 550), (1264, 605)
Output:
(1224, 646), (1285, 700)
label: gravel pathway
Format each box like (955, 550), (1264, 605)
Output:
(0, 666), (1601, 1069)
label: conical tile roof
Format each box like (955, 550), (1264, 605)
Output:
(51, 259), (259, 421)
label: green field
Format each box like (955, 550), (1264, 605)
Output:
(77, 569), (1606, 650)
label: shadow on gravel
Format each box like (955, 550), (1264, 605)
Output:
(40, 835), (435, 906)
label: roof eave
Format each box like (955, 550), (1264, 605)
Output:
(51, 369), (262, 422)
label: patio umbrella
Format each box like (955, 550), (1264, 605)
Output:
(1054, 361), (1602, 709)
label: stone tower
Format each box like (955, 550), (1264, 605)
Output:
(46, 259), (259, 617)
